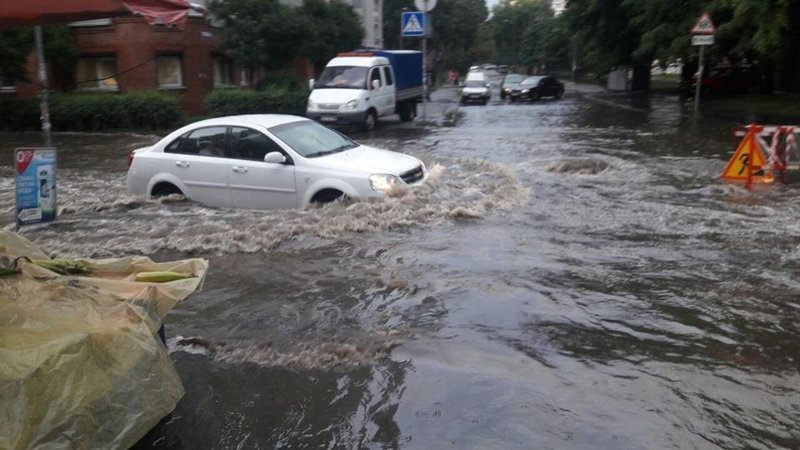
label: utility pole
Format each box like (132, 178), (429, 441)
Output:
(34, 26), (52, 147)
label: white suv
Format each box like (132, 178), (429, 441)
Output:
(126, 114), (427, 210)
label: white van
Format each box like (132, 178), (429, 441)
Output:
(307, 50), (423, 131)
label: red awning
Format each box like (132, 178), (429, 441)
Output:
(0, 0), (196, 30)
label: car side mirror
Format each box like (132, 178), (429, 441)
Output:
(308, 79), (315, 90)
(264, 152), (287, 164)
(372, 79), (381, 90)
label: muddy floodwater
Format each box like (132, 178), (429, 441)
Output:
(1, 90), (798, 449)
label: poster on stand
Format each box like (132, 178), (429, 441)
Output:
(15, 148), (57, 227)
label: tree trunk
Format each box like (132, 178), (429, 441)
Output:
(631, 65), (650, 91)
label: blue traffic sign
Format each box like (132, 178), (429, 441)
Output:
(401, 11), (425, 37)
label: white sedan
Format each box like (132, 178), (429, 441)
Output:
(126, 114), (427, 209)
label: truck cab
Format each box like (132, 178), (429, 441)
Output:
(307, 50), (423, 131)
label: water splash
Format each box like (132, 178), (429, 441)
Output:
(13, 158), (528, 257)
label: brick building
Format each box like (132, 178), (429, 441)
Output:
(2, 14), (240, 117)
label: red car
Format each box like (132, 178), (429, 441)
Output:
(689, 66), (756, 96)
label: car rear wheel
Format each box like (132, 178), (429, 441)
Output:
(398, 102), (416, 122)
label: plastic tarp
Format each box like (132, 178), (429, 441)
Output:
(0, 231), (208, 449)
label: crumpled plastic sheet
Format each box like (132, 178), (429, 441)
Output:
(0, 231), (208, 449)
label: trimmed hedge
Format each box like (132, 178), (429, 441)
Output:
(0, 91), (182, 131)
(205, 87), (308, 117)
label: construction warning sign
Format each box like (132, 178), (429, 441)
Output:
(721, 129), (765, 180)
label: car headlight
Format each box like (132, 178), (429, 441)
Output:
(503, 88), (510, 92)
(345, 99), (359, 110)
(521, 89), (529, 93)
(369, 174), (400, 191)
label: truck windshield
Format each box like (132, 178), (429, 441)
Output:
(315, 66), (368, 89)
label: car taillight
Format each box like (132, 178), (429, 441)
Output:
(127, 151), (135, 169)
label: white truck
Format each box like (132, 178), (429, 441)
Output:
(306, 50), (424, 131)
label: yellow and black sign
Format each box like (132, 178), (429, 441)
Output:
(721, 129), (766, 180)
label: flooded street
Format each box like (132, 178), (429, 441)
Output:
(2, 90), (799, 449)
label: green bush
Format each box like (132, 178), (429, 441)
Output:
(0, 98), (41, 131)
(0, 91), (182, 131)
(205, 87), (308, 117)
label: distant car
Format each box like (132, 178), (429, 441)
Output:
(497, 65), (509, 74)
(460, 79), (492, 105)
(508, 76), (565, 102)
(500, 73), (525, 99)
(126, 114), (427, 210)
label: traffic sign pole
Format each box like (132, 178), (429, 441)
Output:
(413, 0), (435, 120)
(694, 44), (704, 114)
(690, 12), (715, 114)
(422, 10), (427, 119)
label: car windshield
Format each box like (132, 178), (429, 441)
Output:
(315, 66), (368, 89)
(521, 77), (544, 86)
(504, 75), (524, 84)
(269, 120), (358, 158)
(464, 80), (485, 88)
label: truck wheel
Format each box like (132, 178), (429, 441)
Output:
(399, 103), (416, 122)
(362, 110), (377, 131)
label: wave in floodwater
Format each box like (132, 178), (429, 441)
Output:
(168, 334), (402, 370)
(5, 158), (529, 257)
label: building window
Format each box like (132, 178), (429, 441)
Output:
(0, 72), (16, 92)
(157, 55), (183, 88)
(76, 57), (118, 90)
(212, 56), (233, 86)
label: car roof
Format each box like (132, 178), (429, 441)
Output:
(186, 114), (308, 130)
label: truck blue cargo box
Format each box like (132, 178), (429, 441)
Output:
(354, 49), (423, 92)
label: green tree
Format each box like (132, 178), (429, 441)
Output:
(0, 30), (32, 82)
(562, 0), (800, 91)
(210, 0), (362, 75)
(383, 0), (415, 50)
(301, 0), (364, 69)
(492, 0), (570, 71)
(0, 25), (77, 84)
(429, 0), (489, 72)
(211, 0), (316, 69)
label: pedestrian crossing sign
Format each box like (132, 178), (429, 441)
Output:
(402, 11), (425, 37)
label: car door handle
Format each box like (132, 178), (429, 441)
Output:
(175, 160), (190, 168)
(231, 165), (248, 173)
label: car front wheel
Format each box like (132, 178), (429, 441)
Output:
(362, 110), (377, 131)
(151, 182), (183, 198)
